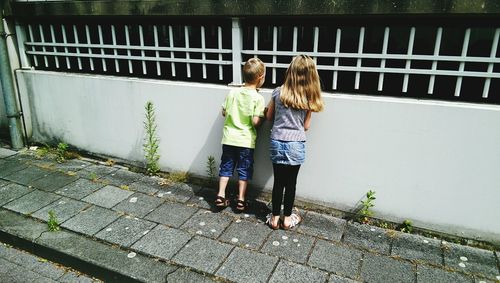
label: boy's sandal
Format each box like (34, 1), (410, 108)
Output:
(235, 199), (248, 211)
(215, 196), (229, 207)
(281, 213), (302, 230)
(265, 213), (280, 230)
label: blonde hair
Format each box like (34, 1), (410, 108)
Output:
(280, 55), (324, 112)
(243, 58), (265, 84)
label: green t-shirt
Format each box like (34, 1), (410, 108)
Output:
(221, 87), (265, 148)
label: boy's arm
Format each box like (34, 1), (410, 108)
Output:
(252, 116), (262, 127)
(252, 95), (266, 127)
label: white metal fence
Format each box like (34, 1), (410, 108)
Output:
(17, 18), (500, 104)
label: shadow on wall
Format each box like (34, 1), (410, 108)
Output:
(188, 107), (274, 202)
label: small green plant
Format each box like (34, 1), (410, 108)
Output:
(143, 101), (161, 175)
(56, 142), (68, 162)
(359, 190), (376, 224)
(47, 210), (60, 232)
(35, 145), (50, 159)
(206, 155), (217, 187)
(89, 172), (98, 182)
(399, 219), (414, 233)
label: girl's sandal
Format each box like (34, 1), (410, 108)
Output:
(265, 213), (280, 230)
(215, 196), (229, 208)
(281, 213), (302, 230)
(235, 199), (248, 212)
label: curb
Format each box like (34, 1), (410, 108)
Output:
(0, 209), (173, 282)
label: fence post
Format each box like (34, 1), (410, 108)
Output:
(231, 18), (242, 85)
(14, 21), (30, 68)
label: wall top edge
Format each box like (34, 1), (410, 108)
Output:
(16, 69), (500, 112)
(6, 0), (500, 17)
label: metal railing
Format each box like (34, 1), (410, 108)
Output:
(16, 18), (500, 104)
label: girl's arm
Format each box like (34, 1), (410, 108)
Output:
(265, 100), (275, 121)
(304, 110), (312, 131)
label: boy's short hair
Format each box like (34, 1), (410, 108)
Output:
(243, 58), (265, 84)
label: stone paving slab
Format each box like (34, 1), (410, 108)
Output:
(31, 197), (89, 223)
(360, 253), (416, 283)
(55, 178), (106, 200)
(37, 230), (177, 282)
(158, 182), (200, 203)
(297, 211), (346, 241)
(261, 229), (315, 264)
(131, 225), (192, 260)
(0, 148), (16, 158)
(218, 219), (271, 250)
(417, 264), (474, 283)
(98, 169), (143, 187)
(328, 274), (361, 283)
(29, 171), (79, 192)
(268, 259), (328, 283)
(0, 209), (48, 241)
(0, 183), (33, 206)
(61, 206), (120, 236)
(95, 216), (157, 248)
(3, 189), (61, 215)
(308, 239), (362, 278)
(216, 247), (279, 283)
(0, 258), (58, 283)
(128, 176), (163, 195)
(391, 232), (443, 266)
(186, 186), (217, 210)
(82, 185), (133, 208)
(166, 268), (217, 283)
(0, 160), (28, 178)
(53, 158), (92, 173)
(58, 271), (98, 283)
(443, 242), (499, 279)
(144, 201), (199, 228)
(173, 235), (233, 274)
(2, 165), (50, 185)
(342, 221), (393, 254)
(0, 242), (66, 280)
(112, 192), (163, 218)
(0, 179), (9, 187)
(180, 209), (233, 239)
(474, 277), (499, 283)
(77, 164), (118, 179)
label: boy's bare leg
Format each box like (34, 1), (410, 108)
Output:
(218, 177), (229, 198)
(237, 180), (247, 201)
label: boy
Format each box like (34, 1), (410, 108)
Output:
(215, 58), (266, 211)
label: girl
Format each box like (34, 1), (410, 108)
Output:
(265, 55), (324, 229)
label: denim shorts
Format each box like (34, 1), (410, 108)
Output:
(219, 145), (254, 181)
(269, 139), (306, 165)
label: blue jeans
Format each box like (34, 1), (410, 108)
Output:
(219, 145), (254, 181)
(269, 139), (305, 165)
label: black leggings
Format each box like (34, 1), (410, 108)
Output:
(272, 163), (301, 216)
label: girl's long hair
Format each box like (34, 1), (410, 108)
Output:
(280, 54), (324, 112)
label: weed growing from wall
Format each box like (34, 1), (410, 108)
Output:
(359, 190), (376, 224)
(56, 142), (68, 162)
(399, 219), (414, 233)
(206, 155), (217, 187)
(143, 101), (160, 175)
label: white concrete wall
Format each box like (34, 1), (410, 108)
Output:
(16, 70), (500, 244)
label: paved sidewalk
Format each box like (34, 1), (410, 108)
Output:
(0, 241), (100, 282)
(0, 149), (499, 282)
